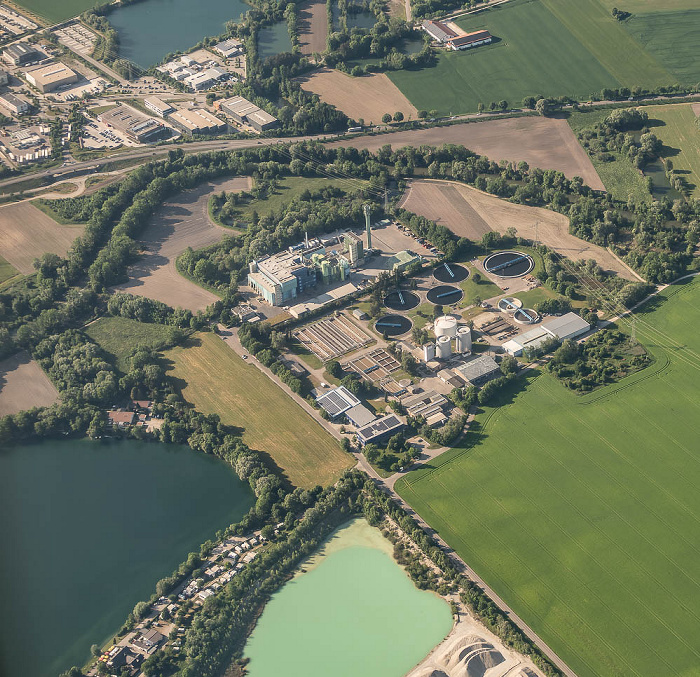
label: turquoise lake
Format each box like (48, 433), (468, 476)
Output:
(243, 519), (453, 677)
(109, 0), (251, 67)
(0, 439), (253, 677)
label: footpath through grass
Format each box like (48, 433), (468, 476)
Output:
(397, 276), (700, 677)
(166, 332), (354, 488)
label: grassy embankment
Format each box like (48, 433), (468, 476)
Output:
(166, 332), (354, 488)
(397, 276), (700, 677)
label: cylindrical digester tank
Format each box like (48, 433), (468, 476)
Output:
(436, 335), (452, 359)
(423, 342), (436, 362)
(455, 326), (472, 353)
(434, 315), (458, 338)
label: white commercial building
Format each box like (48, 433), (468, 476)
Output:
(503, 312), (591, 356)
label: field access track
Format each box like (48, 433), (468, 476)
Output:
(400, 179), (636, 279)
(331, 116), (605, 189)
(114, 176), (251, 312)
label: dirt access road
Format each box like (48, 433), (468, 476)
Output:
(114, 176), (251, 311)
(330, 116), (605, 189)
(400, 179), (637, 279)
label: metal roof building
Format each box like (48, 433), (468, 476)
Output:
(3, 42), (40, 65)
(214, 38), (244, 57)
(542, 312), (591, 341)
(454, 355), (500, 386)
(218, 95), (279, 132)
(356, 414), (404, 447)
(345, 403), (377, 428)
(24, 62), (78, 92)
(316, 385), (361, 418)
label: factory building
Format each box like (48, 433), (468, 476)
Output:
(217, 95), (279, 132)
(387, 250), (421, 273)
(184, 66), (227, 91)
(248, 250), (318, 306)
(344, 231), (364, 265)
(439, 355), (500, 387)
(0, 69), (8, 86)
(316, 386), (361, 420)
(0, 91), (28, 114)
(24, 62), (78, 93)
(99, 106), (170, 143)
(144, 96), (174, 117)
(356, 414), (404, 447)
(502, 312), (591, 356)
(3, 42), (41, 65)
(213, 38), (244, 58)
(167, 108), (227, 135)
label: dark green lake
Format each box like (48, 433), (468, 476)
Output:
(0, 439), (253, 677)
(257, 21), (292, 60)
(109, 0), (251, 67)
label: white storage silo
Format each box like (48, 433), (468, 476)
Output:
(436, 335), (452, 359)
(434, 315), (458, 338)
(423, 342), (436, 362)
(455, 326), (472, 353)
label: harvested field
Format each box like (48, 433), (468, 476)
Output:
(298, 0), (327, 55)
(0, 352), (58, 416)
(400, 179), (636, 279)
(298, 68), (417, 123)
(0, 202), (83, 274)
(330, 117), (605, 189)
(115, 176), (252, 312)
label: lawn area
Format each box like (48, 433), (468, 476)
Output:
(85, 317), (177, 373)
(166, 332), (354, 488)
(396, 276), (700, 677)
(227, 176), (365, 225)
(644, 103), (700, 198)
(458, 265), (501, 307)
(0, 255), (19, 286)
(389, 0), (619, 115)
(566, 108), (652, 203)
(624, 9), (700, 84)
(11, 0), (102, 22)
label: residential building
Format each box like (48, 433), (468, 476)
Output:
(3, 41), (40, 65)
(107, 411), (136, 427)
(144, 96), (174, 117)
(168, 107), (227, 135)
(24, 62), (78, 92)
(356, 414), (404, 447)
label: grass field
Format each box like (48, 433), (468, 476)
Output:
(644, 103), (700, 197)
(232, 176), (365, 224)
(166, 333), (354, 488)
(0, 255), (19, 286)
(85, 317), (176, 373)
(388, 0), (675, 115)
(624, 10), (700, 84)
(597, 0), (700, 10)
(396, 276), (700, 677)
(10, 0), (102, 23)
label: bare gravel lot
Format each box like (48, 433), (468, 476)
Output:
(299, 0), (327, 55)
(400, 179), (636, 279)
(298, 68), (418, 123)
(0, 352), (58, 416)
(0, 202), (84, 274)
(114, 176), (252, 311)
(331, 116), (605, 189)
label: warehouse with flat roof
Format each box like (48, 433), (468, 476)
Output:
(168, 108), (226, 135)
(99, 106), (170, 143)
(213, 38), (244, 58)
(144, 96), (174, 117)
(0, 91), (29, 114)
(217, 95), (278, 132)
(356, 414), (404, 447)
(3, 41), (41, 65)
(24, 62), (79, 93)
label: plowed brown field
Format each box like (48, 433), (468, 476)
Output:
(115, 176), (252, 311)
(298, 68), (418, 123)
(299, 0), (327, 55)
(400, 179), (637, 279)
(330, 116), (605, 189)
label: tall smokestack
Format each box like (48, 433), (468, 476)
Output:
(363, 204), (371, 250)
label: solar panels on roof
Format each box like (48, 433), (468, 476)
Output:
(316, 386), (361, 417)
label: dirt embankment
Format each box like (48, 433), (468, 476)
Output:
(330, 116), (605, 190)
(400, 179), (637, 279)
(298, 68), (418, 123)
(114, 176), (252, 312)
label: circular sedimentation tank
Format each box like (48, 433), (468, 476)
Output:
(484, 251), (534, 278)
(433, 262), (469, 284)
(498, 297), (523, 313)
(375, 314), (413, 337)
(434, 315), (458, 338)
(384, 290), (420, 311)
(513, 308), (539, 324)
(427, 285), (464, 305)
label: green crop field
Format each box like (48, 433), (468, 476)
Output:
(388, 0), (676, 115)
(85, 317), (177, 373)
(598, 0), (700, 11)
(644, 103), (700, 198)
(166, 332), (354, 488)
(624, 10), (700, 84)
(0, 255), (19, 286)
(10, 0), (103, 23)
(397, 276), (700, 677)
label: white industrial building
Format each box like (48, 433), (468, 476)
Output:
(144, 96), (174, 117)
(502, 312), (591, 357)
(213, 38), (244, 58)
(316, 385), (361, 420)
